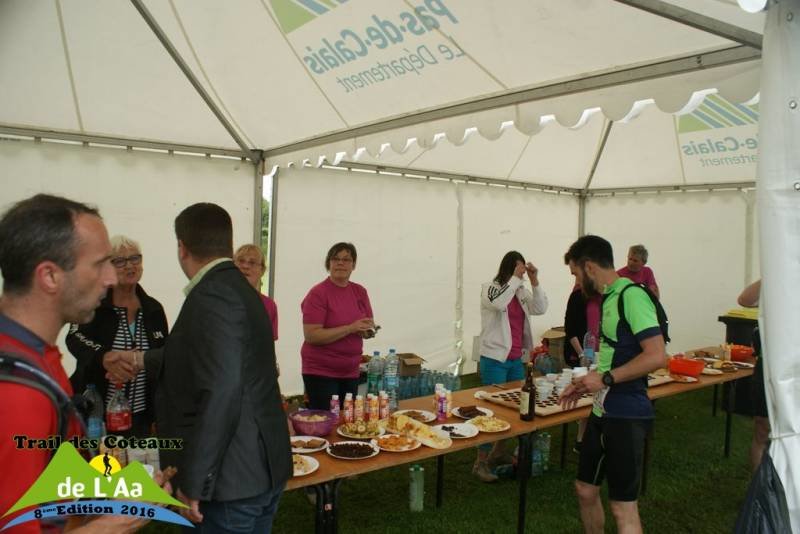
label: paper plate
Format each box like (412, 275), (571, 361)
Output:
(293, 454), (320, 476)
(432, 422), (479, 439)
(452, 406), (493, 419)
(326, 441), (380, 460)
(290, 436), (329, 454)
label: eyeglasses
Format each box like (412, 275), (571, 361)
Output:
(331, 256), (353, 264)
(111, 254), (142, 268)
(235, 258), (264, 268)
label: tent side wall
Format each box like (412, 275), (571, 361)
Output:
(0, 139), (256, 375)
(274, 167), (757, 395)
(461, 184), (579, 373)
(585, 190), (759, 351)
(273, 166), (580, 395)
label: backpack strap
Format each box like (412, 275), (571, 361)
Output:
(599, 282), (644, 349)
(0, 352), (85, 450)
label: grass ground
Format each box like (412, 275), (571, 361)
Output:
(146, 376), (755, 533)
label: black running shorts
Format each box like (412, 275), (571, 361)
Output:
(577, 414), (652, 502)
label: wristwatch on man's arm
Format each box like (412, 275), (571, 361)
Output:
(602, 370), (615, 387)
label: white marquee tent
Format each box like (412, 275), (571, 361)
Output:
(1, 1), (797, 528)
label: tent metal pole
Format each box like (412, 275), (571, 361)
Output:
(130, 0), (259, 163)
(267, 167), (280, 298)
(253, 154), (264, 250)
(583, 120), (614, 192)
(0, 124), (246, 159)
(587, 181), (756, 196)
(324, 162), (755, 197)
(578, 119), (613, 237)
(331, 161), (582, 195)
(263, 46), (760, 158)
(743, 190), (756, 286)
(452, 184), (465, 376)
(578, 195), (587, 237)
(612, 0), (763, 49)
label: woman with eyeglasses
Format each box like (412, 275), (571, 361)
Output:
(234, 244), (278, 341)
(300, 242), (375, 410)
(67, 235), (168, 436)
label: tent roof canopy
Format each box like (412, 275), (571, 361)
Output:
(0, 0), (762, 173)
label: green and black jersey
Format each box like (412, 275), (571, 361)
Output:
(594, 277), (661, 418)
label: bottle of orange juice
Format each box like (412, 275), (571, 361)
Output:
(368, 394), (379, 421)
(354, 394), (365, 421)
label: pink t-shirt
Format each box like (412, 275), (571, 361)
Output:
(259, 293), (279, 341)
(617, 266), (657, 288)
(301, 278), (374, 379)
(507, 296), (526, 360)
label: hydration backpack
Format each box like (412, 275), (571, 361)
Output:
(602, 283), (671, 346)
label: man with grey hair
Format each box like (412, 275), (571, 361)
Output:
(0, 194), (159, 533)
(617, 244), (660, 299)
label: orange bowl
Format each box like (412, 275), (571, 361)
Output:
(668, 357), (705, 378)
(730, 345), (754, 361)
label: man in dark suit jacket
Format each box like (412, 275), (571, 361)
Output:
(140, 203), (291, 533)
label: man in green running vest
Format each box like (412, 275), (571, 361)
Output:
(560, 235), (667, 534)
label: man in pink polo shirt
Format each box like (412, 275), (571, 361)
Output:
(617, 244), (660, 299)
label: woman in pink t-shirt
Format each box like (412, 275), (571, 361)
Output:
(234, 244), (278, 340)
(301, 242), (375, 410)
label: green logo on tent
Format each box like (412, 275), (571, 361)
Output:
(271, 0), (348, 34)
(1, 443), (189, 530)
(677, 94), (759, 133)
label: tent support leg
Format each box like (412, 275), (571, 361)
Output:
(267, 168), (280, 297)
(712, 384), (718, 417)
(436, 455), (445, 508)
(517, 432), (533, 534)
(724, 382), (734, 458)
(253, 161), (263, 247)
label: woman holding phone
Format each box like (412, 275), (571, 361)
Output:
(300, 242), (376, 409)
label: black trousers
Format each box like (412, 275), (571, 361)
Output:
(302, 374), (359, 410)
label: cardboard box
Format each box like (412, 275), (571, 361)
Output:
(397, 353), (426, 376)
(541, 327), (566, 363)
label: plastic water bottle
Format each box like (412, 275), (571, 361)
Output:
(582, 331), (597, 367)
(409, 464), (424, 512)
(83, 384), (105, 442)
(367, 351), (383, 395)
(539, 432), (551, 472)
(384, 348), (400, 411)
(531, 439), (544, 477)
(106, 383), (132, 433)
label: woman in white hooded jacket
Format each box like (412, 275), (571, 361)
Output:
(473, 251), (548, 482)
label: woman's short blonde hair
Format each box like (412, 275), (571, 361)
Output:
(234, 244), (266, 267)
(110, 235), (141, 256)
